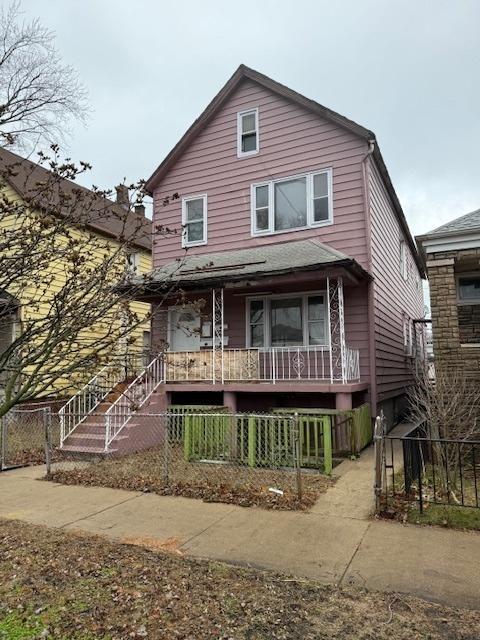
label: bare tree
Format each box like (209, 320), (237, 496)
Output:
(408, 367), (480, 501)
(0, 1), (88, 149)
(0, 146), (181, 418)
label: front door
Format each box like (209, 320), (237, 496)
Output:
(169, 308), (201, 351)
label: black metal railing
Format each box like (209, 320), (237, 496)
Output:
(382, 425), (480, 512)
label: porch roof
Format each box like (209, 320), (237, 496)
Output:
(124, 239), (371, 296)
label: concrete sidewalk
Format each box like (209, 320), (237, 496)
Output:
(0, 450), (479, 610)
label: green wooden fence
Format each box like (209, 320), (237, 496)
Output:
(182, 413), (333, 474)
(273, 404), (372, 457)
(168, 405), (229, 441)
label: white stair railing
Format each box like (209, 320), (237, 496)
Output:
(104, 353), (165, 450)
(59, 363), (124, 446)
(59, 354), (148, 447)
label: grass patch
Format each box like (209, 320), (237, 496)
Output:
(1, 518), (479, 639)
(407, 503), (480, 531)
(0, 612), (43, 640)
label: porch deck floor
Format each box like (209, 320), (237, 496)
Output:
(163, 381), (370, 393)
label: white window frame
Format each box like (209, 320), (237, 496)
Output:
(250, 168), (333, 237)
(400, 241), (408, 281)
(181, 194), (207, 248)
(457, 272), (480, 306)
(245, 291), (329, 348)
(237, 108), (259, 158)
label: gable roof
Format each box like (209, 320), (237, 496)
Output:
(123, 238), (371, 295)
(145, 64), (424, 277)
(422, 208), (480, 238)
(0, 146), (151, 251)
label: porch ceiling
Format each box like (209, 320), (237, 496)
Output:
(125, 239), (371, 299)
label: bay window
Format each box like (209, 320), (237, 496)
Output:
(251, 169), (332, 235)
(248, 293), (327, 347)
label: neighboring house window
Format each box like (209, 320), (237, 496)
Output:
(182, 195), (207, 247)
(126, 252), (141, 274)
(457, 274), (480, 344)
(457, 275), (480, 304)
(247, 293), (327, 347)
(400, 241), (408, 280)
(251, 169), (332, 236)
(237, 108), (259, 157)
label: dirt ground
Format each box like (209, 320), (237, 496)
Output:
(0, 519), (479, 640)
(48, 445), (334, 510)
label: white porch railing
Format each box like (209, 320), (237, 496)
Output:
(345, 346), (360, 382)
(164, 345), (360, 384)
(104, 353), (164, 450)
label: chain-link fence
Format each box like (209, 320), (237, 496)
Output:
(0, 407), (54, 471)
(48, 412), (334, 509)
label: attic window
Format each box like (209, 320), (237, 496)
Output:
(237, 109), (259, 157)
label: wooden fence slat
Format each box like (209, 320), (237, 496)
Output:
(323, 416), (333, 475)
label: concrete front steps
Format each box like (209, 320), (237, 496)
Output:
(60, 384), (168, 456)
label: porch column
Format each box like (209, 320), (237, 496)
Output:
(223, 391), (237, 413)
(212, 288), (225, 384)
(335, 392), (352, 410)
(327, 276), (347, 383)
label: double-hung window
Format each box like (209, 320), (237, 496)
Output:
(237, 109), (259, 157)
(251, 169), (332, 235)
(182, 194), (207, 247)
(248, 294), (327, 348)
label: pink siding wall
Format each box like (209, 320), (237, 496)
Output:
(152, 79), (369, 269)
(368, 159), (424, 402)
(149, 77), (422, 407)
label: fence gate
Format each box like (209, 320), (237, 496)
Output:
(0, 407), (51, 471)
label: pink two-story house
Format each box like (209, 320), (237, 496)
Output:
(134, 65), (424, 422)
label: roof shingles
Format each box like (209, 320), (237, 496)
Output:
(128, 239), (369, 292)
(426, 208), (480, 237)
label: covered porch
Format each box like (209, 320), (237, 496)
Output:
(164, 277), (361, 385)
(134, 239), (371, 391)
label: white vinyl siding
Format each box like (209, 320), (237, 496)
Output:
(251, 169), (333, 236)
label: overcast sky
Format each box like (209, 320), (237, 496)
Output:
(20, 0), (480, 236)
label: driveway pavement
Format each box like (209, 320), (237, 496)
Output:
(1, 440), (479, 610)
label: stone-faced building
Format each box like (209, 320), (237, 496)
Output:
(417, 209), (480, 380)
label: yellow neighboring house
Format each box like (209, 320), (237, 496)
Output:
(0, 146), (151, 399)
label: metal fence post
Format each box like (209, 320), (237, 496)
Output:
(293, 413), (303, 502)
(373, 415), (385, 514)
(0, 414), (5, 471)
(163, 414), (169, 483)
(43, 408), (52, 476)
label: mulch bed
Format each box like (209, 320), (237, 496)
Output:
(1, 519), (479, 639)
(47, 446), (334, 510)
